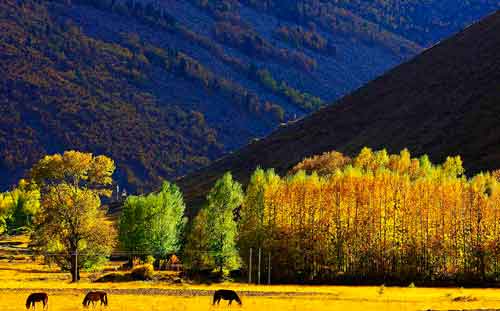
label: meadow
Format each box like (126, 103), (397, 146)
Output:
(3, 150), (500, 311)
(2, 257), (500, 311)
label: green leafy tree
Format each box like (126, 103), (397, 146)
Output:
(30, 151), (116, 282)
(7, 179), (40, 230)
(183, 209), (214, 272)
(119, 181), (187, 266)
(149, 182), (187, 258)
(0, 180), (40, 233)
(205, 172), (243, 273)
(119, 195), (151, 266)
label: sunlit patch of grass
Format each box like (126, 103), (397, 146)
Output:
(1, 291), (500, 311)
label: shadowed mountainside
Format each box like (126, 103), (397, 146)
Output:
(0, 0), (498, 192)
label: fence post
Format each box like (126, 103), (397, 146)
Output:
(258, 248), (261, 285)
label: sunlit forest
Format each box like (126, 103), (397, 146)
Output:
(239, 148), (500, 283)
(1, 147), (500, 286)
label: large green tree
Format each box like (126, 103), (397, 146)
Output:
(119, 181), (187, 266)
(0, 180), (40, 234)
(30, 151), (116, 282)
(205, 172), (243, 273)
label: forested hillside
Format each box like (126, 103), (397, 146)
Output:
(1, 0), (497, 192)
(178, 9), (500, 207)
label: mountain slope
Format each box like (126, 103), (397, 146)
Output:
(178, 10), (500, 208)
(1, 0), (498, 192)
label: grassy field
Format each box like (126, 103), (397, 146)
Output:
(2, 236), (500, 310)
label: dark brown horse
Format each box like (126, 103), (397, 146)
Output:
(213, 289), (242, 306)
(82, 291), (108, 307)
(26, 293), (48, 310)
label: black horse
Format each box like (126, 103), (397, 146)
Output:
(26, 293), (48, 310)
(213, 289), (242, 306)
(83, 291), (108, 307)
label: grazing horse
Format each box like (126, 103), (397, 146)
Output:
(213, 289), (242, 306)
(82, 291), (108, 307)
(26, 293), (48, 310)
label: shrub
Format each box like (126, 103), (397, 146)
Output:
(95, 272), (131, 282)
(131, 264), (154, 280)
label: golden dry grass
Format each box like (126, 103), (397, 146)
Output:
(2, 289), (500, 311)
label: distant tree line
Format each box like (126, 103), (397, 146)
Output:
(275, 24), (336, 56)
(191, 0), (324, 111)
(240, 0), (421, 57)
(251, 67), (323, 111)
(52, 0), (325, 114)
(214, 20), (317, 72)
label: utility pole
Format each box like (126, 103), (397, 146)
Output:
(248, 248), (252, 284)
(268, 252), (271, 285)
(258, 248), (262, 285)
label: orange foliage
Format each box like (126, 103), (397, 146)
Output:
(240, 148), (500, 283)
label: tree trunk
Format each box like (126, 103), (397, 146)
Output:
(70, 250), (80, 283)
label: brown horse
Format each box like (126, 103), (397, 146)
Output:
(26, 293), (48, 310)
(82, 291), (108, 307)
(213, 289), (242, 306)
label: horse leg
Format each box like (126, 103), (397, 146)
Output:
(228, 299), (232, 306)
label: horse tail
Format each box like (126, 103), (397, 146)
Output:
(44, 295), (48, 309)
(25, 296), (31, 309)
(103, 293), (108, 306)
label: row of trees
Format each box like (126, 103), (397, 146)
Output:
(6, 148), (500, 284)
(119, 171), (243, 274)
(1, 150), (244, 281)
(239, 148), (500, 283)
(120, 147), (500, 284)
(275, 25), (336, 56)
